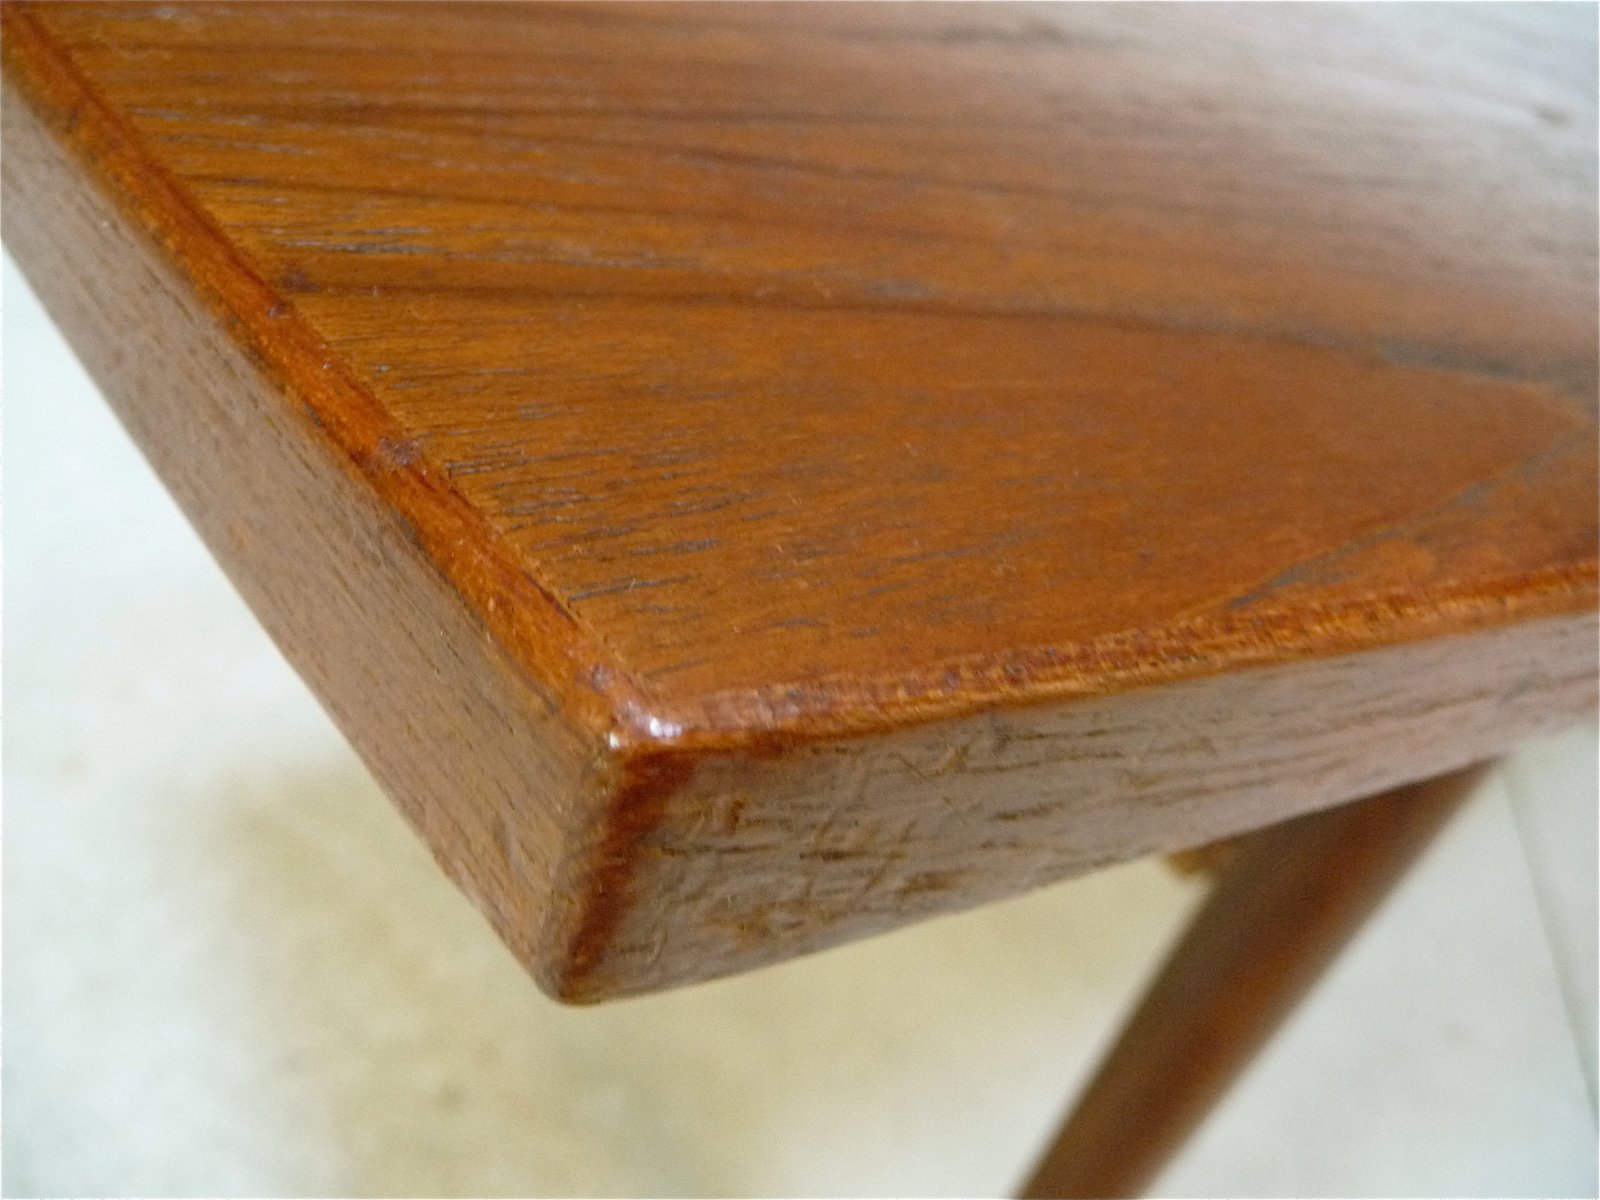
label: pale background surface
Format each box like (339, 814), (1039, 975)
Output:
(4, 253), (1597, 1198)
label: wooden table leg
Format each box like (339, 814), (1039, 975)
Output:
(1017, 765), (1487, 1199)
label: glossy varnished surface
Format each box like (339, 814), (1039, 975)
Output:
(14, 0), (1597, 734)
(4, 2), (1596, 997)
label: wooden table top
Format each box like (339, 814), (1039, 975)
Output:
(5, 2), (1595, 1000)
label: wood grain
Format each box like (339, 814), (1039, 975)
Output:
(4, 2), (1595, 999)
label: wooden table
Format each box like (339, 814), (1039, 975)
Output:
(5, 3), (1595, 1194)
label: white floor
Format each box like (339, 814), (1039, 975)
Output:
(4, 253), (1596, 1199)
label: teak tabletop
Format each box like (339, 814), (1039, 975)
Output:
(4, 1), (1595, 1013)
